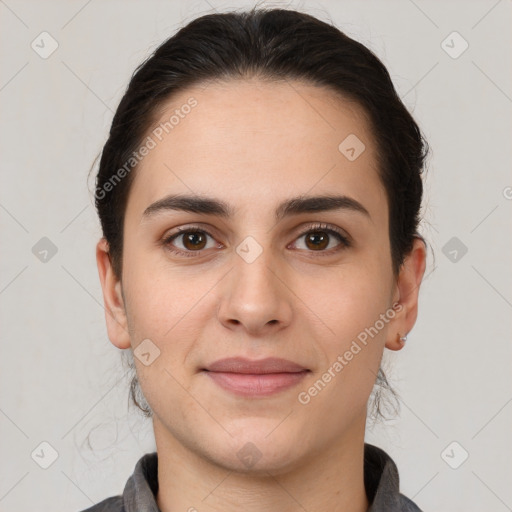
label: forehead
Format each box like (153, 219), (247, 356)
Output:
(125, 78), (385, 224)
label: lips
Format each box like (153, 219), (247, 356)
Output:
(203, 357), (308, 374)
(201, 357), (310, 397)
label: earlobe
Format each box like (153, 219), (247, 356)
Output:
(96, 238), (131, 350)
(385, 237), (427, 351)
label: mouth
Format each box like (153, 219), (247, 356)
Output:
(201, 357), (311, 397)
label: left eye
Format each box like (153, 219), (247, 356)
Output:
(292, 228), (349, 252)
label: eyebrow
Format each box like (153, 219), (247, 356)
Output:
(142, 193), (371, 222)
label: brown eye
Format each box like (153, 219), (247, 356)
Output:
(163, 228), (218, 257)
(304, 231), (330, 250)
(292, 224), (351, 254)
(181, 231), (207, 250)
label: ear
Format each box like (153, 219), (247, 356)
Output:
(385, 236), (427, 351)
(96, 238), (131, 350)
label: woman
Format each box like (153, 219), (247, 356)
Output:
(86, 6), (428, 511)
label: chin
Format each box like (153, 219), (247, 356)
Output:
(203, 426), (305, 475)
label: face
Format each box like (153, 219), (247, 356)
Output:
(97, 78), (425, 474)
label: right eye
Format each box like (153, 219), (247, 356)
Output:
(162, 227), (220, 257)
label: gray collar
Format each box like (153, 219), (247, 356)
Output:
(81, 443), (422, 512)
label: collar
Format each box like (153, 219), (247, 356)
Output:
(83, 443), (422, 511)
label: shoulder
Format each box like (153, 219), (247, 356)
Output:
(76, 452), (159, 512)
(364, 443), (423, 511)
(399, 493), (423, 511)
(78, 495), (124, 512)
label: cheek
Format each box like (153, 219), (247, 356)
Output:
(294, 258), (392, 399)
(123, 245), (197, 330)
(121, 254), (220, 370)
(294, 267), (391, 415)
(295, 257), (391, 334)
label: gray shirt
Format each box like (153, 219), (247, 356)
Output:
(79, 443), (423, 511)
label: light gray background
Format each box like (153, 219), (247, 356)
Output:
(1, 0), (511, 510)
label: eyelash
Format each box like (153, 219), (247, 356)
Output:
(161, 222), (351, 258)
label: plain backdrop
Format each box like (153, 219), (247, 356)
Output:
(0, 0), (511, 510)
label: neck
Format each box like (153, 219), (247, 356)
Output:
(154, 416), (369, 512)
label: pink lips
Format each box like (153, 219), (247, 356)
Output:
(202, 357), (310, 397)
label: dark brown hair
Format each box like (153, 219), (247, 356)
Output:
(92, 6), (429, 423)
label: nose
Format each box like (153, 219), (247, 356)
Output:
(216, 248), (293, 337)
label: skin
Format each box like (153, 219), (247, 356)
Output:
(96, 78), (426, 512)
